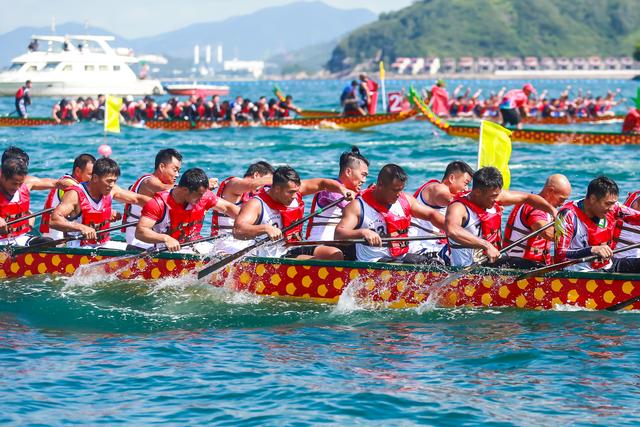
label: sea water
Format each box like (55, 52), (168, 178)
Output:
(1, 79), (639, 425)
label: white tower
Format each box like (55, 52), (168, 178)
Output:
(193, 44), (200, 65)
(217, 44), (223, 64)
(205, 45), (212, 65)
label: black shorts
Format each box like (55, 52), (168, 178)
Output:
(500, 108), (521, 126)
(284, 244), (356, 260)
(378, 252), (445, 265)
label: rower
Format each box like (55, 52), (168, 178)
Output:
(409, 161), (474, 259)
(134, 168), (240, 252)
(233, 166), (351, 260)
(95, 94), (106, 121)
(211, 161), (274, 241)
(40, 153), (96, 240)
(335, 164), (445, 264)
(15, 80), (32, 118)
(0, 158), (54, 247)
(52, 99), (77, 123)
(622, 107), (640, 134)
(445, 167), (556, 267)
(499, 83), (536, 129)
(341, 80), (366, 116)
(429, 79), (450, 117)
(121, 149), (183, 250)
(279, 95), (301, 118)
(555, 176), (640, 273)
(306, 146), (369, 260)
(502, 174), (572, 268)
(359, 74), (379, 115)
(50, 158), (150, 249)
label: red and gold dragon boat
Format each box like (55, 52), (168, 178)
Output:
(143, 110), (418, 131)
(2, 246), (638, 311)
(0, 117), (73, 127)
(409, 90), (639, 145)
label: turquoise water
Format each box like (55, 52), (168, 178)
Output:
(1, 79), (640, 425)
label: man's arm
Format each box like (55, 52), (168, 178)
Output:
(50, 190), (97, 240)
(444, 202), (500, 262)
(497, 190), (557, 218)
(232, 198), (281, 241)
(25, 176), (57, 191)
(334, 200), (381, 246)
(408, 194), (445, 230)
(212, 198), (240, 218)
(224, 175), (272, 198)
(112, 184), (151, 206)
(300, 178), (351, 199)
(135, 214), (180, 252)
(138, 176), (173, 196)
(426, 183), (456, 208)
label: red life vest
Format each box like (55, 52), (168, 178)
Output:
(155, 190), (209, 241)
(68, 184), (112, 245)
(562, 201), (620, 269)
(40, 174), (79, 233)
(59, 106), (70, 120)
(15, 87), (24, 100)
(210, 176), (254, 237)
(145, 104), (156, 120)
(122, 173), (154, 227)
(624, 191), (640, 208)
(413, 179), (441, 199)
(503, 203), (551, 264)
(80, 106), (91, 119)
(453, 195), (503, 249)
(257, 187), (304, 240)
(361, 186), (412, 257)
(126, 103), (137, 119)
(197, 104), (206, 118)
(0, 184), (31, 238)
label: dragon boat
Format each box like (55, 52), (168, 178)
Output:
(0, 116), (73, 127)
(1, 245), (639, 311)
(409, 90), (639, 145)
(143, 110), (418, 131)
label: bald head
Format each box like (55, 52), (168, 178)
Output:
(541, 174), (572, 207)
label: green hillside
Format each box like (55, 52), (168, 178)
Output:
(327, 0), (640, 72)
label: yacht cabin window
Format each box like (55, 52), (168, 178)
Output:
(85, 65), (95, 71)
(43, 62), (60, 71)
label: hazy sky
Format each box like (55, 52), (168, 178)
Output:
(0, 0), (412, 38)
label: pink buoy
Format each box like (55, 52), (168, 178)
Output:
(98, 144), (112, 157)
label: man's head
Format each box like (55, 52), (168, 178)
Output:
(285, 95), (293, 102)
(2, 146), (29, 166)
(212, 95), (220, 103)
(270, 166), (301, 206)
(585, 176), (619, 219)
(72, 153), (96, 182)
(523, 83), (536, 96)
(339, 146), (369, 192)
(178, 168), (210, 205)
(244, 161), (274, 179)
(25, 80), (32, 88)
(154, 148), (183, 185)
(91, 157), (121, 196)
(375, 164), (408, 205)
(540, 174), (572, 207)
(0, 158), (28, 195)
(471, 167), (503, 209)
(351, 80), (358, 87)
(442, 161), (474, 194)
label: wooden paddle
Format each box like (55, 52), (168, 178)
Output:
(11, 221), (140, 254)
(519, 241), (640, 280)
(285, 235), (446, 247)
(427, 221), (555, 294)
(196, 195), (349, 280)
(2, 207), (54, 228)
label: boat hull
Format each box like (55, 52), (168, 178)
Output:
(144, 110), (418, 131)
(0, 80), (164, 97)
(416, 114), (624, 125)
(165, 85), (230, 97)
(1, 247), (639, 311)
(0, 117), (73, 127)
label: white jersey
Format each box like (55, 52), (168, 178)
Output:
(356, 197), (408, 262)
(254, 194), (301, 258)
(42, 174), (76, 240)
(408, 184), (446, 254)
(307, 191), (344, 241)
(125, 174), (154, 249)
(448, 203), (498, 267)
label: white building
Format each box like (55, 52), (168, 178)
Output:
(223, 59), (265, 78)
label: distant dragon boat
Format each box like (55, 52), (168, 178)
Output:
(1, 246), (638, 311)
(409, 90), (639, 145)
(143, 110), (418, 131)
(0, 116), (73, 127)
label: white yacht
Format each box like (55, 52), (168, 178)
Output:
(0, 35), (164, 97)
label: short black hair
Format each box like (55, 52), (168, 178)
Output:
(377, 164), (408, 186)
(93, 157), (121, 178)
(443, 161), (474, 181)
(339, 146), (369, 174)
(178, 168), (209, 192)
(244, 161), (274, 177)
(1, 158), (28, 179)
(72, 153), (96, 173)
(2, 146), (29, 166)
(272, 166), (301, 187)
(587, 176), (619, 199)
(473, 167), (503, 190)
(154, 148), (183, 170)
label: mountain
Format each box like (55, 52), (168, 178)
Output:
(0, 2), (376, 66)
(327, 0), (640, 72)
(0, 23), (123, 65)
(127, 1), (376, 60)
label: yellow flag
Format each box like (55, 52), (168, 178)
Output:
(379, 61), (385, 80)
(478, 120), (512, 189)
(104, 95), (122, 133)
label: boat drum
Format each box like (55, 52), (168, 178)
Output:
(1, 247), (639, 311)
